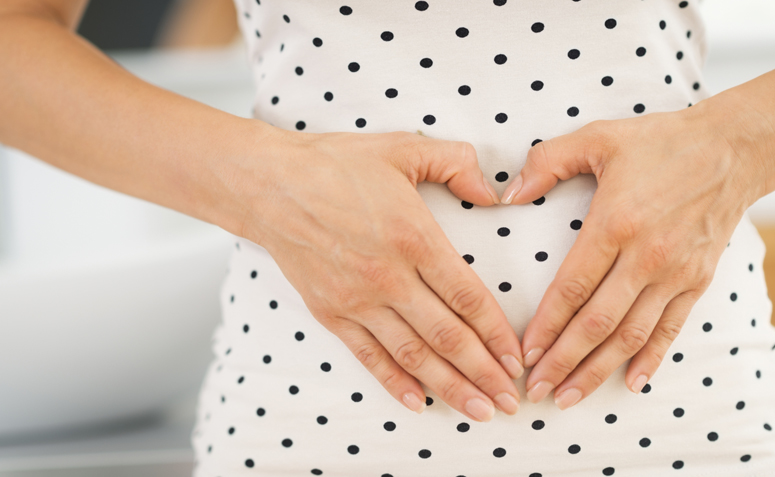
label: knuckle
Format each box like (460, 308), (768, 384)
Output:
(446, 282), (487, 318)
(428, 322), (466, 356)
(606, 208), (642, 244)
(353, 341), (384, 370)
(584, 362), (609, 388)
(642, 239), (674, 273)
(381, 367), (404, 390)
(617, 323), (651, 355)
(354, 257), (400, 296)
(386, 222), (428, 261)
(558, 276), (597, 310)
(438, 376), (465, 403)
(547, 357), (576, 377)
(471, 370), (499, 394)
(656, 319), (684, 343)
(394, 339), (431, 373)
(580, 310), (620, 343)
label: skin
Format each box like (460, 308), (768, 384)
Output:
(1, 0), (773, 420)
(499, 70), (775, 410)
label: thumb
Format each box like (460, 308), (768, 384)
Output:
(500, 122), (612, 205)
(408, 130), (500, 206)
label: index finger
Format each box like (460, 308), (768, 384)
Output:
(520, 215), (619, 368)
(410, 217), (526, 381)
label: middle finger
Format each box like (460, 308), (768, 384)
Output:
(525, 254), (646, 403)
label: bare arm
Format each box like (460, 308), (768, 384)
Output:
(0, 0), (261, 235)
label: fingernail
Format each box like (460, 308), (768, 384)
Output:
(523, 348), (545, 368)
(554, 388), (582, 410)
(501, 175), (523, 204)
(483, 177), (500, 204)
(632, 374), (649, 394)
(493, 393), (520, 415)
(403, 392), (427, 414)
(527, 380), (554, 403)
(465, 397), (495, 422)
(500, 354), (524, 379)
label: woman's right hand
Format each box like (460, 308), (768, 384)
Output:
(228, 123), (524, 422)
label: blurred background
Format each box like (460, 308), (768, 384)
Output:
(0, 0), (774, 475)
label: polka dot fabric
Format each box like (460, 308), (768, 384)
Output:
(192, 1), (775, 475)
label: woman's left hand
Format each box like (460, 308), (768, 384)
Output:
(499, 96), (768, 410)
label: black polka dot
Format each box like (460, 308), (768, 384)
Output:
(271, 96), (279, 105)
(339, 5), (352, 15)
(679, 1), (689, 8)
(420, 58), (433, 68)
(237, 376), (245, 384)
(458, 85), (471, 95)
(418, 449), (432, 459)
(601, 76), (614, 86)
(703, 377), (713, 386)
(756, 370), (762, 379)
(311, 470), (323, 476)
(385, 88), (398, 98)
(295, 331), (305, 341)
(708, 431), (718, 441)
(641, 383), (652, 393)
(531, 22), (544, 33)
(381, 31), (394, 41)
(245, 459), (254, 468)
(295, 66), (303, 75)
(456, 27), (469, 38)
(497, 227), (510, 237)
(764, 423), (772, 431)
(568, 444), (581, 454)
(257, 407), (266, 416)
(463, 254), (474, 264)
(639, 438), (651, 448)
(752, 318), (757, 327)
(243, 324), (249, 333)
(693, 82), (700, 90)
(673, 461), (684, 469)
(495, 112), (508, 123)
(324, 92), (333, 101)
(321, 362), (331, 372)
(296, 121), (306, 130)
(676, 51), (684, 60)
(703, 322), (712, 332)
(605, 18), (617, 29)
(384, 421), (396, 431)
(263, 354), (272, 363)
(423, 115), (436, 125)
(251, 270), (258, 279)
(426, 396), (434, 405)
(535, 251), (548, 262)
(228, 427), (235, 435)
(499, 282), (512, 292)
(736, 401), (745, 410)
(355, 118), (367, 128)
(533, 196), (546, 205)
(634, 103), (646, 114)
(741, 454), (751, 462)
(730, 292), (737, 301)
(282, 438), (293, 448)
(493, 447), (506, 457)
(636, 47), (647, 57)
(348, 445), (359, 455)
(348, 62), (360, 72)
(462, 201), (474, 209)
(660, 20), (667, 29)
(665, 75), (672, 84)
(531, 80), (544, 91)
(532, 419), (546, 430)
(415, 1), (429, 11)
(568, 49), (580, 59)
(674, 408), (685, 417)
(532, 138), (543, 146)
(749, 263), (754, 271)
(567, 106), (579, 117)
(317, 415), (328, 424)
(570, 219), (583, 230)
(289, 385), (299, 394)
(605, 414), (617, 424)
(351, 392), (363, 402)
(495, 171), (509, 182)
(603, 468), (615, 476)
(312, 37), (323, 47)
(672, 352), (683, 362)
(457, 422), (471, 432)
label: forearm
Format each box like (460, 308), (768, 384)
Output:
(692, 68), (775, 208)
(0, 10), (271, 235)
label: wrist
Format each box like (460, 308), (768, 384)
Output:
(688, 81), (775, 209)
